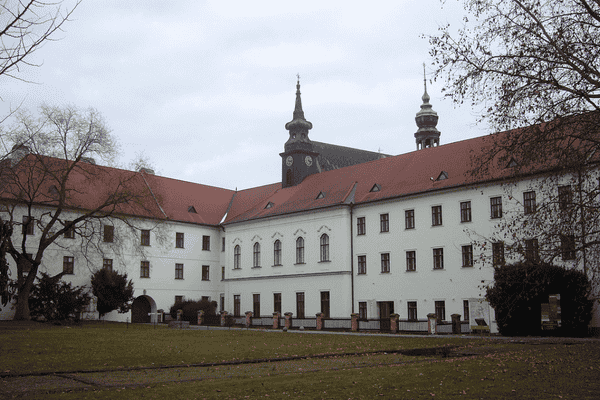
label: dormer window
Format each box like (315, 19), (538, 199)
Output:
(370, 184), (381, 192)
(506, 158), (519, 168)
(265, 202), (274, 209)
(316, 192), (325, 199)
(188, 206), (197, 213)
(436, 171), (449, 181)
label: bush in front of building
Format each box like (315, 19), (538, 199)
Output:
(486, 261), (593, 337)
(28, 272), (91, 322)
(169, 298), (218, 324)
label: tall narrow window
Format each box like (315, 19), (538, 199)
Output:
(405, 210), (415, 229)
(432, 206), (442, 226)
(490, 197), (502, 219)
(221, 266), (225, 280)
(64, 221), (75, 239)
(357, 217), (366, 235)
(202, 235), (210, 251)
(202, 265), (210, 281)
(141, 230), (150, 246)
(220, 294), (225, 312)
(253, 294), (260, 317)
(63, 256), (74, 274)
(320, 234), (330, 262)
(380, 213), (389, 232)
(462, 245), (473, 267)
(525, 239), (539, 262)
(357, 255), (367, 274)
(433, 248), (444, 269)
(286, 169), (292, 187)
(435, 300), (446, 321)
(274, 293), (282, 314)
(176, 232), (184, 248)
(140, 261), (150, 278)
(234, 295), (241, 317)
(558, 185), (572, 210)
(103, 225), (114, 243)
(406, 251), (416, 271)
(22, 216), (34, 235)
(380, 253), (390, 273)
(561, 235), (576, 260)
(523, 191), (536, 214)
(273, 240), (282, 266)
(463, 300), (470, 322)
(296, 237), (305, 264)
(358, 301), (367, 320)
(407, 301), (417, 321)
(103, 258), (113, 271)
(175, 263), (184, 279)
(460, 201), (472, 222)
(492, 242), (505, 266)
(296, 292), (305, 318)
(222, 237), (225, 252)
(253, 242), (261, 268)
(320, 291), (330, 318)
(234, 245), (241, 269)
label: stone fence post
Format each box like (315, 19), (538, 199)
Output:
(351, 313), (359, 332)
(273, 312), (281, 329)
(220, 311), (228, 327)
(177, 309), (183, 321)
(316, 312), (324, 331)
(197, 310), (204, 325)
(427, 313), (437, 335)
(284, 312), (293, 330)
(390, 313), (399, 334)
(245, 311), (252, 328)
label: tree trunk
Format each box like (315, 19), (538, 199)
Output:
(13, 284), (31, 320)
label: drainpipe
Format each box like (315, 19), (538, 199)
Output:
(350, 203), (355, 314)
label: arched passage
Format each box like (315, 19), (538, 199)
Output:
(131, 295), (157, 323)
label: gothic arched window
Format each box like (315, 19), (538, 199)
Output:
(234, 245), (241, 269)
(253, 242), (261, 268)
(296, 237), (304, 264)
(320, 234), (330, 262)
(273, 240), (282, 266)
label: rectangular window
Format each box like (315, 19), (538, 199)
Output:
(175, 263), (184, 279)
(320, 291), (330, 318)
(380, 213), (389, 233)
(357, 217), (366, 235)
(103, 258), (113, 271)
(234, 295), (241, 317)
(381, 253), (390, 273)
(253, 294), (260, 317)
(63, 256), (74, 274)
(561, 235), (576, 260)
(525, 239), (539, 262)
(407, 301), (417, 321)
(460, 201), (472, 222)
(462, 245), (473, 267)
(22, 216), (34, 235)
(358, 301), (367, 320)
(435, 300), (446, 321)
(202, 235), (210, 251)
(141, 229), (150, 246)
(463, 300), (470, 322)
(222, 237), (226, 252)
(176, 232), (184, 248)
(433, 248), (444, 269)
(201, 296), (210, 303)
(405, 209), (415, 229)
(64, 221), (75, 239)
(523, 191), (536, 214)
(140, 261), (150, 278)
(357, 255), (367, 274)
(558, 185), (572, 210)
(432, 206), (442, 226)
(220, 294), (225, 313)
(492, 242), (505, 266)
(274, 293), (282, 314)
(202, 265), (210, 281)
(296, 292), (305, 318)
(490, 196), (502, 219)
(221, 266), (225, 281)
(406, 251), (416, 271)
(103, 225), (114, 243)
(175, 295), (184, 304)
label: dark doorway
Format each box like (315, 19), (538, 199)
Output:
(378, 301), (394, 331)
(131, 296), (151, 323)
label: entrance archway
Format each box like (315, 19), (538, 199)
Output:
(131, 295), (157, 323)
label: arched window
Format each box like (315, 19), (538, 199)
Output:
(273, 240), (282, 266)
(234, 245), (241, 269)
(253, 242), (261, 268)
(320, 234), (330, 262)
(296, 237), (304, 264)
(286, 169), (292, 186)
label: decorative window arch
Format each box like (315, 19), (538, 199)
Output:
(253, 242), (261, 268)
(234, 245), (241, 269)
(273, 240), (282, 266)
(320, 234), (330, 262)
(296, 237), (305, 264)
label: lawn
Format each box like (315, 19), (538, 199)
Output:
(1, 321), (599, 399)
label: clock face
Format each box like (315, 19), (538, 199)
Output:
(305, 156), (313, 166)
(286, 156), (293, 167)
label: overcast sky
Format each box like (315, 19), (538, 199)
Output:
(1, 0), (487, 190)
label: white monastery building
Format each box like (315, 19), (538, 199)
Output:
(2, 79), (599, 335)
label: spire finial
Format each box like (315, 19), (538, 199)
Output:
(285, 75), (313, 135)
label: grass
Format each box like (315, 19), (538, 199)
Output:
(1, 321), (599, 399)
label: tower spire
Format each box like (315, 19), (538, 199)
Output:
(414, 63), (441, 150)
(285, 75), (313, 141)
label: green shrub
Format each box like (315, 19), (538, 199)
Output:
(91, 268), (134, 318)
(486, 261), (593, 336)
(29, 272), (91, 322)
(169, 298), (217, 324)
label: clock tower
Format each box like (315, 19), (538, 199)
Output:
(280, 78), (319, 188)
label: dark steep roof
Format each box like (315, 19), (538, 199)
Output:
(312, 141), (390, 172)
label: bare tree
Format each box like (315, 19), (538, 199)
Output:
(0, 105), (161, 320)
(1, 0), (79, 83)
